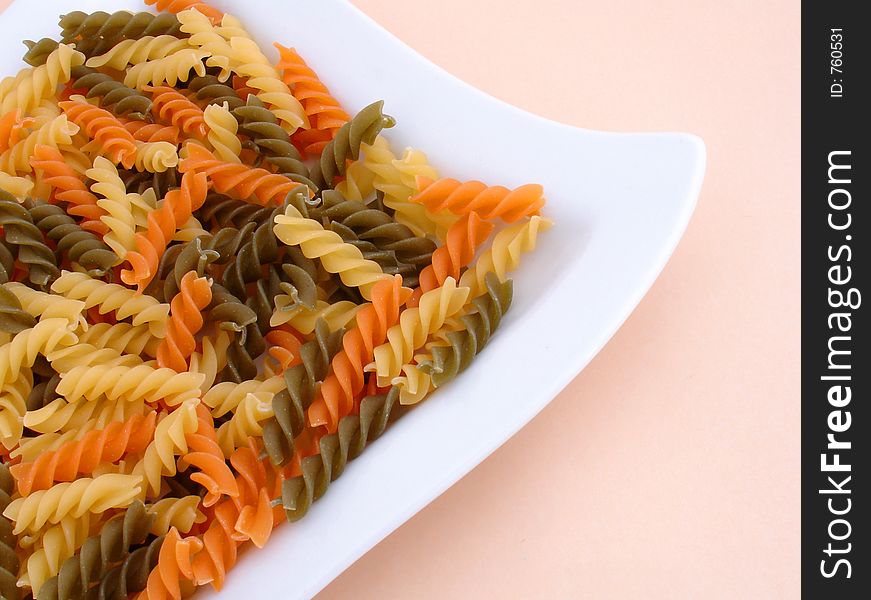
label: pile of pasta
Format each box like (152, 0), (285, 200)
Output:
(0, 1), (551, 598)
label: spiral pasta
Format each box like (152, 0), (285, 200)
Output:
(274, 43), (350, 156)
(307, 276), (410, 432)
(11, 412), (157, 495)
(273, 201), (395, 301)
(132, 400), (199, 497)
(60, 10), (187, 57)
(2, 474), (142, 535)
(147, 85), (208, 139)
(0, 43), (84, 114)
(87, 35), (191, 70)
(180, 143), (301, 206)
(0, 194), (60, 288)
(312, 100), (395, 189)
(0, 114), (79, 174)
(51, 271), (170, 336)
(122, 170), (209, 291)
(125, 48), (209, 89)
(27, 200), (118, 276)
(71, 65), (154, 120)
(57, 363), (204, 408)
(203, 101), (241, 163)
(157, 272), (212, 372)
(0, 6), (549, 597)
(370, 277), (469, 385)
(60, 99), (138, 168)
(409, 212), (495, 307)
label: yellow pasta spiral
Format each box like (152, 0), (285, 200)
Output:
(87, 156), (137, 257)
(274, 204), (393, 301)
(147, 495), (205, 536)
(132, 400), (199, 497)
(202, 376), (283, 418)
(458, 215), (553, 298)
(0, 43), (84, 113)
(215, 392), (274, 457)
(124, 48), (209, 89)
(23, 397), (147, 436)
(86, 35), (191, 70)
(369, 277), (469, 385)
(134, 140), (180, 172)
(2, 474), (142, 535)
(51, 271), (170, 337)
(56, 363), (205, 407)
(204, 101), (241, 163)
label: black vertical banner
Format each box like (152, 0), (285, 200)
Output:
(802, 3), (869, 598)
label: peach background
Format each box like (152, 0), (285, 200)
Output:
(0, 0), (801, 598)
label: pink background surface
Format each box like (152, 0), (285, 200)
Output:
(0, 0), (801, 598)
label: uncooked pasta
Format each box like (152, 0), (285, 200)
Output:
(0, 3), (549, 597)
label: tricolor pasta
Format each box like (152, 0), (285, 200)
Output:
(0, 2), (549, 598)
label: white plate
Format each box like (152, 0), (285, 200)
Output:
(0, 1), (706, 597)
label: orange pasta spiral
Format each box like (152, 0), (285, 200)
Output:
(227, 443), (275, 548)
(10, 411), (157, 495)
(0, 108), (29, 153)
(179, 404), (239, 507)
(265, 327), (303, 371)
(29, 144), (107, 234)
(59, 100), (137, 168)
(124, 120), (182, 144)
(146, 85), (208, 140)
(145, 0), (223, 23)
(190, 445), (274, 589)
(138, 527), (203, 600)
(274, 43), (350, 156)
(412, 177), (546, 223)
(179, 144), (301, 206)
(122, 171), (209, 290)
(307, 275), (410, 432)
(408, 212), (494, 307)
(157, 271), (213, 372)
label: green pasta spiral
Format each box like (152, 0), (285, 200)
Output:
(233, 96), (318, 191)
(0, 191), (60, 288)
(320, 190), (435, 288)
(0, 463), (21, 600)
(59, 11), (187, 57)
(281, 387), (401, 521)
(187, 75), (245, 111)
(0, 283), (36, 335)
(27, 200), (118, 277)
(196, 192), (274, 229)
(22, 38), (60, 67)
(221, 322), (265, 383)
(160, 226), (255, 299)
(262, 320), (345, 466)
(419, 273), (513, 386)
(70, 65), (153, 121)
(312, 100), (396, 189)
(36, 501), (156, 600)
